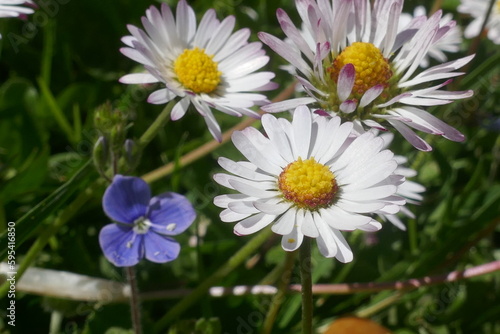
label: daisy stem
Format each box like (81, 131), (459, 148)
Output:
(136, 100), (175, 150)
(299, 237), (313, 334)
(153, 227), (274, 332)
(261, 251), (297, 334)
(125, 266), (143, 334)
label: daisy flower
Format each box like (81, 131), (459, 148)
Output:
(100, 175), (196, 267)
(258, 0), (474, 151)
(458, 0), (500, 44)
(399, 6), (462, 68)
(0, 0), (33, 18)
(119, 0), (277, 141)
(213, 105), (407, 262)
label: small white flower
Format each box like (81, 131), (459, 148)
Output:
(119, 0), (277, 141)
(213, 105), (408, 262)
(458, 0), (500, 44)
(259, 0), (473, 151)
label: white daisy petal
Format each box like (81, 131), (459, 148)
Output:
(331, 230), (353, 263)
(281, 223), (304, 252)
(272, 207), (299, 235)
(254, 201), (291, 216)
(234, 213), (276, 236)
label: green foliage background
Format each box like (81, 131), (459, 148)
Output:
(0, 0), (499, 333)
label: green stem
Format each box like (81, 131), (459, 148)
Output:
(261, 251), (297, 334)
(37, 77), (76, 144)
(153, 227), (274, 333)
(299, 237), (313, 334)
(126, 266), (143, 334)
(0, 181), (102, 297)
(137, 101), (175, 150)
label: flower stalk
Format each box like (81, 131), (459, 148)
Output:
(300, 237), (313, 334)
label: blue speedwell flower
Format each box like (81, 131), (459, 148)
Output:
(99, 175), (196, 267)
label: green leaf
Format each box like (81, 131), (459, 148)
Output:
(0, 159), (95, 260)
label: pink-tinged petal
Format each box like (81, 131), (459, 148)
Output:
(226, 72), (276, 93)
(277, 9), (314, 61)
(193, 9), (218, 48)
(399, 55), (474, 88)
(120, 46), (153, 67)
(261, 97), (316, 113)
(119, 73), (159, 84)
(147, 192), (196, 236)
(337, 64), (355, 101)
(376, 92), (412, 108)
(215, 28), (251, 62)
(399, 96), (452, 106)
(234, 213), (276, 235)
(99, 224), (143, 267)
(144, 233), (180, 263)
(362, 119), (387, 131)
(359, 84), (384, 107)
(395, 107), (465, 142)
(389, 120), (432, 151)
(103, 175), (150, 224)
(175, 0), (196, 44)
(258, 32), (312, 76)
(206, 15), (236, 55)
(340, 100), (357, 113)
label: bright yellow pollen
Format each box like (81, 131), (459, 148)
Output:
(496, 0), (500, 14)
(329, 42), (392, 95)
(174, 47), (221, 94)
(278, 157), (338, 209)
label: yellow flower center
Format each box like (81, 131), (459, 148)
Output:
(174, 47), (221, 94)
(496, 0), (500, 14)
(278, 157), (338, 209)
(328, 42), (392, 96)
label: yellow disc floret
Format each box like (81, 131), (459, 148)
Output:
(174, 47), (221, 94)
(278, 157), (338, 209)
(328, 42), (392, 96)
